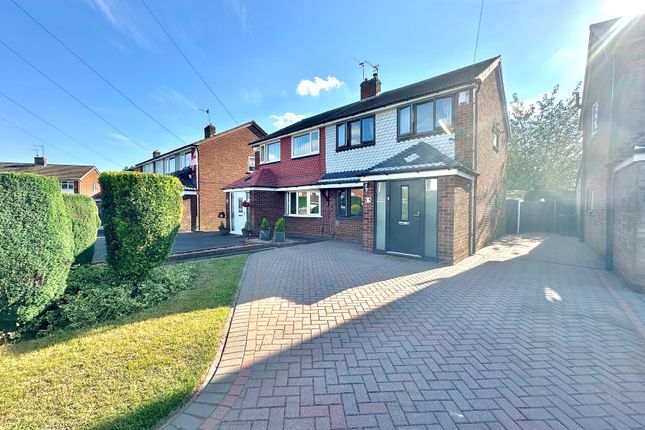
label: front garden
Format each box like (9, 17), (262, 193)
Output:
(0, 171), (245, 429)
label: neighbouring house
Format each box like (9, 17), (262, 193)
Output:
(134, 122), (266, 231)
(0, 156), (101, 197)
(225, 56), (509, 264)
(578, 15), (645, 290)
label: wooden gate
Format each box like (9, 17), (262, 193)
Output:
(506, 198), (577, 236)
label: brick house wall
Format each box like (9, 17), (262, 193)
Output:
(78, 168), (100, 197)
(612, 161), (645, 289)
(474, 69), (508, 250)
(199, 125), (264, 231)
(262, 126), (327, 180)
(437, 175), (472, 264)
(248, 190), (284, 234)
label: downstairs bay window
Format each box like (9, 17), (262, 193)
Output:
(286, 190), (320, 217)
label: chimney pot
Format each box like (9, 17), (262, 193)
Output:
(34, 156), (47, 166)
(204, 124), (216, 139)
(152, 150), (161, 158)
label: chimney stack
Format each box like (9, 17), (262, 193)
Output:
(204, 123), (216, 139)
(152, 150), (161, 158)
(34, 156), (47, 166)
(360, 71), (381, 100)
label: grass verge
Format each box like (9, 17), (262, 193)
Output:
(0, 254), (246, 430)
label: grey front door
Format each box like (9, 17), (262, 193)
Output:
(388, 179), (424, 256)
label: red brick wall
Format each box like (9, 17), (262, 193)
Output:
(255, 127), (326, 181)
(437, 175), (472, 264)
(78, 168), (100, 197)
(362, 182), (375, 251)
(454, 89), (475, 169)
(250, 187), (363, 242)
(612, 161), (645, 290)
(474, 69), (508, 250)
(198, 124), (264, 231)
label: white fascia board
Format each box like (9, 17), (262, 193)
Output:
(359, 168), (474, 182)
(182, 190), (198, 196)
(225, 182), (364, 193)
(614, 152), (645, 172)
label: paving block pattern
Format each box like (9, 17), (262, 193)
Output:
(164, 235), (645, 430)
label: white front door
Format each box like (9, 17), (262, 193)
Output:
(230, 191), (248, 235)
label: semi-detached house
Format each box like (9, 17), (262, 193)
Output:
(225, 56), (510, 264)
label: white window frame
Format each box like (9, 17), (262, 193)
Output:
(591, 102), (599, 137)
(165, 157), (176, 173)
(154, 160), (163, 174)
(285, 190), (321, 217)
(248, 155), (256, 172)
(93, 183), (99, 192)
(142, 163), (153, 173)
(258, 141), (280, 164)
(180, 152), (191, 169)
(291, 131), (319, 159)
(60, 180), (75, 193)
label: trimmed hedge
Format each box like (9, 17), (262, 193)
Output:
(99, 172), (183, 281)
(0, 173), (73, 329)
(63, 194), (100, 265)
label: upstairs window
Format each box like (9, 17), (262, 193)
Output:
(336, 115), (375, 151)
(154, 160), (163, 174)
(591, 102), (599, 136)
(165, 157), (176, 173)
(258, 141), (280, 164)
(292, 131), (319, 158)
(492, 123), (501, 151)
(142, 163), (153, 173)
(247, 156), (256, 172)
(180, 152), (192, 169)
(61, 180), (74, 193)
(398, 96), (454, 138)
(337, 188), (364, 218)
(286, 190), (320, 217)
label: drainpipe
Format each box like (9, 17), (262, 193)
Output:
(471, 81), (481, 255)
(605, 56), (617, 270)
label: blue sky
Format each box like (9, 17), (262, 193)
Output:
(0, 0), (642, 171)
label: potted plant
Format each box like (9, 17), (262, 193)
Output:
(218, 221), (229, 235)
(259, 218), (271, 241)
(273, 217), (285, 243)
(241, 221), (250, 238)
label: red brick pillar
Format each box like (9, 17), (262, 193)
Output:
(453, 90), (475, 169)
(362, 181), (375, 251)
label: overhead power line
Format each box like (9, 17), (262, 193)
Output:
(10, 0), (188, 146)
(473, 0), (484, 63)
(0, 38), (148, 152)
(0, 115), (89, 164)
(138, 0), (238, 124)
(0, 90), (122, 168)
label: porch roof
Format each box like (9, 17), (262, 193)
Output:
(366, 141), (468, 175)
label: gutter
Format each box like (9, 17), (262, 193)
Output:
(471, 81), (482, 255)
(606, 56), (617, 270)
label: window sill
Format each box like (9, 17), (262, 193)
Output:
(336, 142), (375, 152)
(285, 214), (322, 218)
(260, 160), (280, 165)
(290, 152), (320, 160)
(397, 129), (452, 142)
(336, 216), (363, 220)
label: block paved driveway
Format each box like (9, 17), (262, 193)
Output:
(165, 235), (645, 430)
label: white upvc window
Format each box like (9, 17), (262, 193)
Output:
(248, 156), (256, 172)
(154, 160), (163, 174)
(292, 131), (319, 158)
(180, 152), (192, 169)
(591, 102), (599, 136)
(285, 190), (321, 217)
(61, 180), (75, 194)
(142, 163), (153, 173)
(258, 141), (280, 164)
(165, 157), (176, 173)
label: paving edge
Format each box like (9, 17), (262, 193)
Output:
(154, 256), (252, 430)
(596, 269), (645, 341)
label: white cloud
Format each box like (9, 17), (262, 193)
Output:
(241, 89), (263, 106)
(88, 0), (152, 49)
(270, 112), (305, 128)
(296, 76), (343, 96)
(150, 88), (198, 111)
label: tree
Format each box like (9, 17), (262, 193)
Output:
(507, 84), (582, 192)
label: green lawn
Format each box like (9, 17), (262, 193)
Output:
(0, 255), (246, 430)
